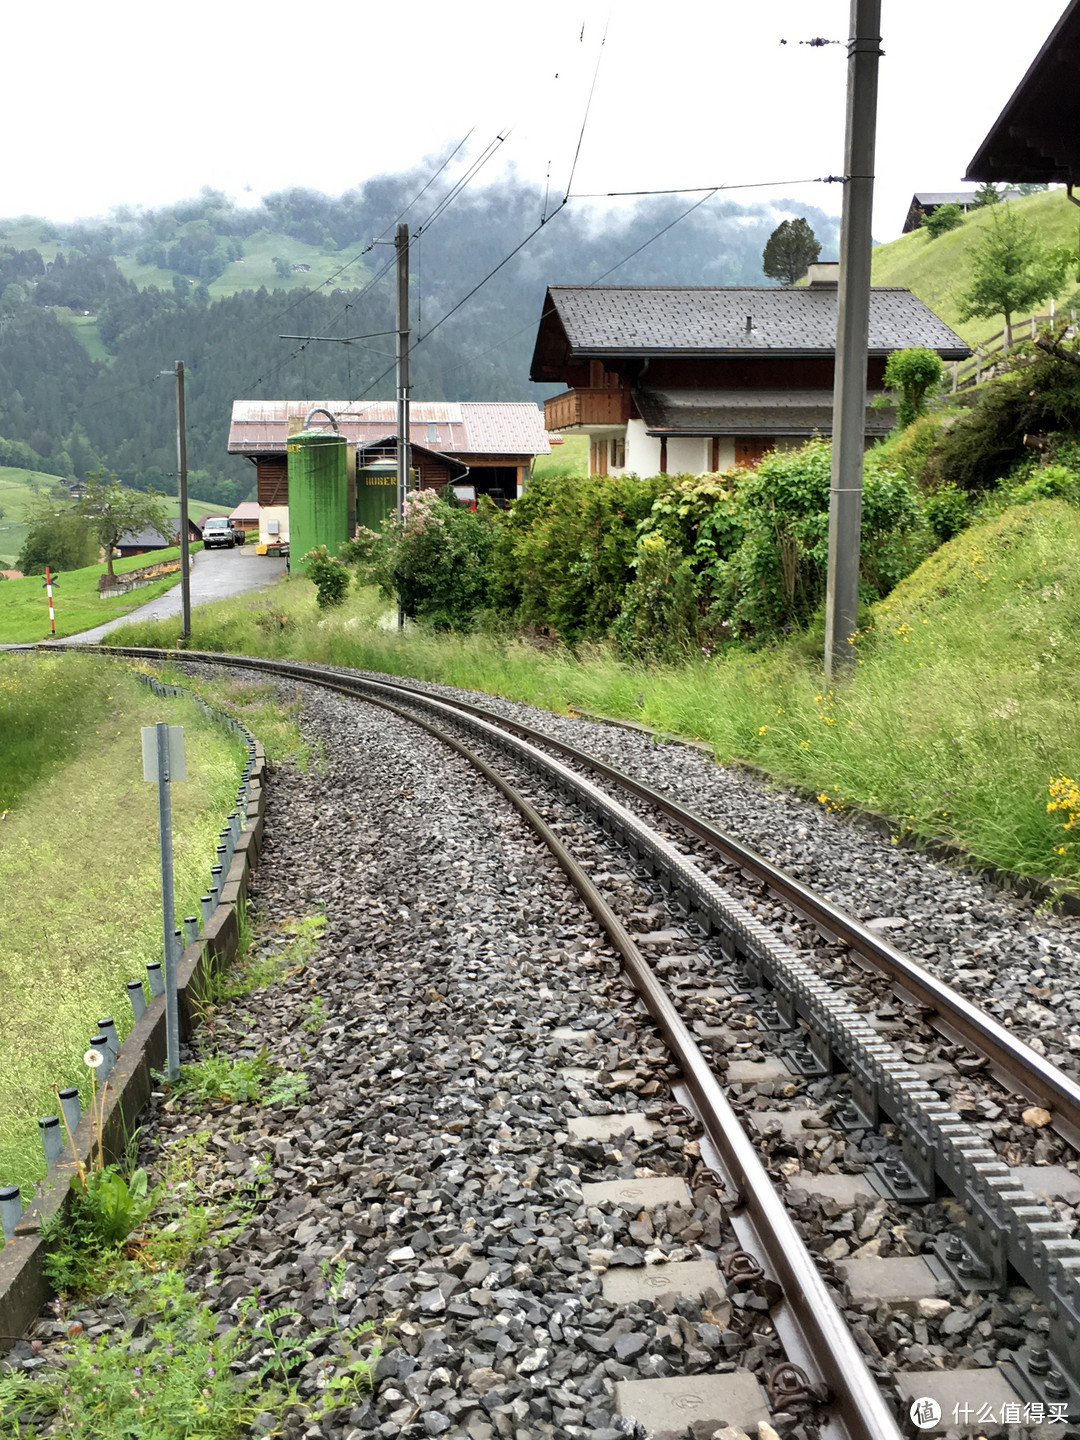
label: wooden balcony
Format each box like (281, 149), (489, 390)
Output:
(544, 388), (628, 431)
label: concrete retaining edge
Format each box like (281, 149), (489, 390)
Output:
(0, 668), (267, 1353)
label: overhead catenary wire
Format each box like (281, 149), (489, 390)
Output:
(238, 132), (479, 394)
(269, 130), (476, 325)
(569, 175), (845, 198)
(338, 158), (839, 406)
(563, 18), (609, 202)
(460, 169), (839, 371)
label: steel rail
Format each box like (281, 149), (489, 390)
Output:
(76, 646), (1080, 1131)
(277, 662), (1080, 1151)
(55, 646), (1080, 1384)
(292, 680), (905, 1440)
(345, 676), (1080, 1137)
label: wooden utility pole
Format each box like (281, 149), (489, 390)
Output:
(395, 223), (411, 630)
(173, 362), (192, 641)
(824, 0), (882, 682)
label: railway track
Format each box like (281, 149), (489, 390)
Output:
(44, 645), (1080, 1435)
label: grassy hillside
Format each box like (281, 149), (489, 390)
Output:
(58, 310), (110, 361)
(1, 216), (373, 301)
(0, 468), (241, 568)
(0, 467), (70, 568)
(0, 217), (62, 260)
(117, 497), (1080, 884)
(533, 432), (588, 480)
(870, 189), (1080, 348)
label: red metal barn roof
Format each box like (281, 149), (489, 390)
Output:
(227, 401), (551, 459)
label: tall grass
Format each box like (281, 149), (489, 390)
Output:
(117, 499), (1080, 884)
(0, 655), (246, 1192)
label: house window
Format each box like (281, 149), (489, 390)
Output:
(609, 438), (625, 469)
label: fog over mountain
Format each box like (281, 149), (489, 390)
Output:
(0, 170), (840, 501)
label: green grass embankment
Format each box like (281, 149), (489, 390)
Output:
(0, 543), (202, 643)
(0, 653), (247, 1192)
(115, 499), (1080, 885)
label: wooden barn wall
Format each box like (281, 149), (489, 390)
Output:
(256, 458), (288, 506)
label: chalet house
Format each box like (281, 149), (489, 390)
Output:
(227, 400), (551, 545)
(529, 268), (969, 477)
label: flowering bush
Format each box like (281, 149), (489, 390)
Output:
(368, 489), (503, 630)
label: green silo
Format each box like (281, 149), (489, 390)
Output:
(287, 431), (349, 573)
(356, 458), (398, 534)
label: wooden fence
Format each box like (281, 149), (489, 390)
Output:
(951, 307), (1078, 392)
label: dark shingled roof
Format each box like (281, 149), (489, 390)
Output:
(634, 388), (895, 438)
(967, 0), (1080, 184)
(536, 285), (969, 362)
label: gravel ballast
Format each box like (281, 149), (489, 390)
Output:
(333, 667), (1080, 1087)
(15, 658), (1080, 1438)
(19, 679), (799, 1440)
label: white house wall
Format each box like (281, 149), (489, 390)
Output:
(625, 421), (660, 476)
(714, 438), (736, 470)
(666, 436), (709, 475)
(259, 505), (290, 546)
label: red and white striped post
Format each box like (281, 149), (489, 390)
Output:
(43, 566), (56, 636)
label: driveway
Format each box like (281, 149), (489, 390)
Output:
(65, 546), (287, 645)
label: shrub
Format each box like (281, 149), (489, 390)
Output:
(612, 535), (704, 660)
(883, 347), (945, 429)
(710, 440), (924, 641)
(709, 442), (833, 636)
(16, 511), (97, 574)
(490, 473), (671, 643)
(302, 545), (350, 607)
(879, 412), (949, 486)
(922, 482), (972, 542)
(922, 202), (964, 239)
(927, 346), (1080, 492)
(1010, 463), (1080, 505)
(372, 489), (502, 630)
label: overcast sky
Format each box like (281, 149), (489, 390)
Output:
(6, 0), (1066, 244)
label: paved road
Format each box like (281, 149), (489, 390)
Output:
(66, 546), (287, 645)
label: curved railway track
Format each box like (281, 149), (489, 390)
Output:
(43, 644), (1080, 1434)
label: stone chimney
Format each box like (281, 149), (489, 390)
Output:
(806, 262), (840, 288)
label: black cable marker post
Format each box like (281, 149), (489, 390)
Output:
(142, 721), (186, 1078)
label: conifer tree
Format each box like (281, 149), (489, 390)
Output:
(762, 218), (822, 286)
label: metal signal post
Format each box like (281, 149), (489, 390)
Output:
(824, 0), (882, 681)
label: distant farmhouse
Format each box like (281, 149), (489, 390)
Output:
(901, 190), (1020, 234)
(529, 266), (969, 478)
(115, 516), (201, 558)
(227, 400), (550, 547)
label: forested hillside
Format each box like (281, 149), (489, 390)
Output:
(0, 173), (840, 501)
